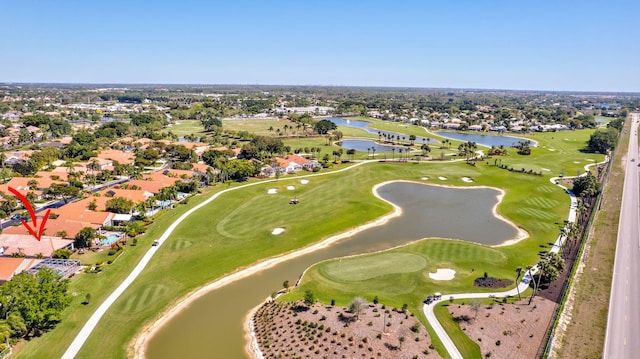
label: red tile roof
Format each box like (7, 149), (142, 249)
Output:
(0, 234), (73, 257)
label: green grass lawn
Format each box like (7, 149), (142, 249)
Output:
(222, 118), (299, 136)
(167, 120), (206, 137)
(13, 126), (603, 359)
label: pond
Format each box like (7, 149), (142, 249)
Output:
(327, 117), (440, 145)
(338, 139), (407, 153)
(434, 131), (537, 148)
(144, 181), (520, 358)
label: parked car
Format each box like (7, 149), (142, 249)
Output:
(152, 240), (160, 246)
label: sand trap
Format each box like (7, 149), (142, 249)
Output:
(587, 159), (595, 162)
(461, 177), (474, 183)
(300, 179), (309, 184)
(548, 149), (556, 151)
(541, 168), (551, 171)
(429, 268), (456, 281)
(286, 186), (295, 190)
(573, 161), (580, 164)
(272, 228), (285, 235)
(421, 177), (429, 180)
(267, 189), (277, 194)
(438, 176), (448, 180)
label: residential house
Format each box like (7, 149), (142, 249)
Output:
(0, 234), (74, 257)
(0, 257), (37, 282)
(274, 155), (321, 173)
(95, 149), (136, 166)
(101, 188), (154, 204)
(3, 218), (99, 239)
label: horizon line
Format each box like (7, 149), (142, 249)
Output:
(1, 82), (639, 95)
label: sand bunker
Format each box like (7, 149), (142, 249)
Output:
(573, 161), (580, 164)
(271, 228), (285, 235)
(286, 186), (295, 190)
(267, 189), (277, 194)
(461, 177), (474, 183)
(541, 168), (550, 171)
(548, 149), (556, 151)
(429, 268), (456, 280)
(421, 177), (429, 180)
(300, 179), (309, 184)
(438, 176), (448, 180)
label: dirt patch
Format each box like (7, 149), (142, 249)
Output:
(447, 297), (557, 359)
(473, 276), (513, 289)
(252, 300), (442, 358)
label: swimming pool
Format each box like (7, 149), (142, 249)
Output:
(100, 233), (121, 246)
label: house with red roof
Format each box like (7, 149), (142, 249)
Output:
(0, 257), (38, 282)
(0, 234), (74, 258)
(274, 155), (321, 173)
(94, 149), (136, 166)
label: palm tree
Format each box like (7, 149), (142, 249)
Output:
(421, 144), (431, 158)
(27, 179), (39, 190)
(391, 148), (395, 161)
(346, 149), (356, 161)
(515, 267), (523, 300)
(526, 265), (538, 305)
(371, 147), (376, 158)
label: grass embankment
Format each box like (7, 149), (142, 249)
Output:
(553, 119), (630, 358)
(13, 128), (600, 359)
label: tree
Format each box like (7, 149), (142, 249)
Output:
(45, 183), (81, 203)
(346, 148), (356, 161)
(537, 252), (565, 283)
(515, 267), (523, 300)
(200, 116), (222, 132)
(303, 290), (315, 306)
(348, 297), (367, 321)
(587, 128), (618, 153)
(409, 134), (416, 145)
(105, 197), (135, 214)
(226, 159), (257, 180)
(74, 227), (98, 248)
(572, 172), (600, 198)
(282, 280), (289, 291)
(313, 119), (337, 135)
(421, 143), (431, 158)
(0, 268), (71, 337)
(52, 249), (72, 259)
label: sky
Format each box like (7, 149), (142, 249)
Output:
(1, 0), (639, 92)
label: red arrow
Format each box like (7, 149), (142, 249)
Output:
(8, 187), (50, 241)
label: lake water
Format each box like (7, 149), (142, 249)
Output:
(338, 139), (407, 153)
(327, 117), (440, 145)
(434, 131), (537, 148)
(144, 181), (518, 358)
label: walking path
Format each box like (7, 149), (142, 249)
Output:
(422, 160), (608, 358)
(61, 161), (370, 359)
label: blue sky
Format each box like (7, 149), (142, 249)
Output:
(1, 0), (639, 92)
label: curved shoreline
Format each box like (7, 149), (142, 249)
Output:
(431, 129), (539, 148)
(242, 180), (527, 359)
(132, 181), (403, 358)
(134, 179), (527, 358)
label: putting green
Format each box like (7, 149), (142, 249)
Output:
(321, 252), (427, 281)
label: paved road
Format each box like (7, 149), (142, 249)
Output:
(603, 112), (640, 358)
